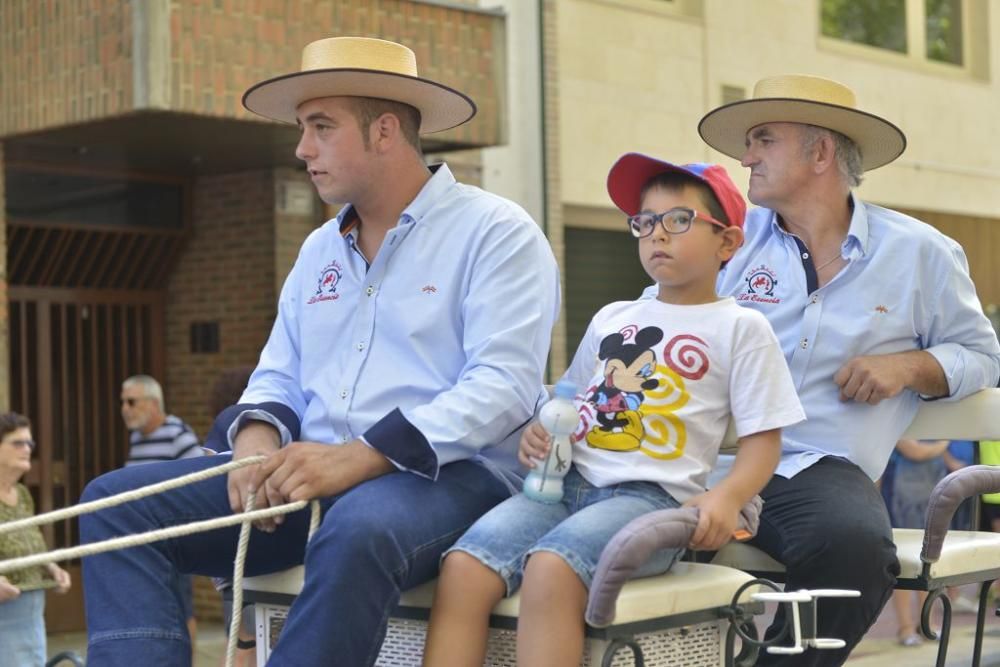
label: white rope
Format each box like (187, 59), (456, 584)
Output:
(0, 499), (307, 575)
(0, 453), (323, 667)
(0, 455), (268, 537)
(226, 491), (321, 665)
(226, 489), (257, 666)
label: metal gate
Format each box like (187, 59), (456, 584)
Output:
(8, 287), (165, 548)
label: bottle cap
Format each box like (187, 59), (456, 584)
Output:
(553, 379), (577, 399)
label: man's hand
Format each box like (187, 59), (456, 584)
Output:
(0, 576), (20, 603)
(227, 421), (282, 531)
(682, 489), (741, 551)
(249, 439), (395, 520)
(47, 563), (72, 594)
(834, 354), (908, 405)
(518, 422), (551, 468)
(834, 350), (948, 405)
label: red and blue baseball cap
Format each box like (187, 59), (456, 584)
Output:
(606, 153), (746, 229)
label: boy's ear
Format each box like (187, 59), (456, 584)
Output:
(717, 226), (744, 262)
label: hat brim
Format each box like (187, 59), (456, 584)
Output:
(242, 69), (477, 134)
(698, 99), (906, 170)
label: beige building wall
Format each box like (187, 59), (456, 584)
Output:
(558, 0), (1000, 219)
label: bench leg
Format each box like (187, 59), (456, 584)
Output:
(725, 620), (760, 667)
(920, 588), (952, 667)
(601, 637), (645, 667)
(972, 579), (996, 667)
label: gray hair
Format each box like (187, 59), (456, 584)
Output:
(800, 125), (864, 188)
(122, 375), (165, 412)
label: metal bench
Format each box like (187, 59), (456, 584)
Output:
(245, 560), (763, 666)
(243, 388), (1000, 666)
(712, 388), (1000, 667)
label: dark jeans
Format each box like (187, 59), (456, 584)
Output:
(751, 457), (900, 667)
(80, 455), (511, 667)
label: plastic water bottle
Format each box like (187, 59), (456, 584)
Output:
(523, 380), (579, 503)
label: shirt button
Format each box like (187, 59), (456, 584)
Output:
(340, 390), (348, 399)
(802, 252), (809, 260)
(357, 342), (365, 351)
(366, 286), (375, 296)
(800, 338), (809, 349)
(811, 295), (819, 304)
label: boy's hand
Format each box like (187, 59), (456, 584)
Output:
(518, 422), (551, 468)
(682, 489), (741, 551)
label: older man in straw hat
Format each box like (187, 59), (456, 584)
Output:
(696, 74), (1000, 665)
(80, 37), (559, 665)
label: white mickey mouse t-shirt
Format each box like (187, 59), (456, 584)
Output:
(562, 296), (804, 503)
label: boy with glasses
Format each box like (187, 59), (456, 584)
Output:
(423, 153), (805, 666)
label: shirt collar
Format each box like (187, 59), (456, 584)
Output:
(766, 191), (869, 259)
(335, 162), (455, 239)
(843, 192), (870, 257)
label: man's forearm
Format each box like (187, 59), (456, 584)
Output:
(902, 350), (950, 398)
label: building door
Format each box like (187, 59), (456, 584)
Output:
(8, 287), (166, 631)
(4, 164), (186, 631)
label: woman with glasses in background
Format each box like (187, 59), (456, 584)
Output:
(0, 412), (72, 665)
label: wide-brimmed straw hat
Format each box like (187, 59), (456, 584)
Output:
(698, 74), (906, 170)
(242, 36), (476, 133)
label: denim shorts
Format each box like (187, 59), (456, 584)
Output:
(447, 467), (683, 595)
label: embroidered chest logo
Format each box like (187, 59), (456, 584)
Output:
(875, 305), (889, 314)
(738, 264), (781, 304)
(421, 285), (437, 293)
(576, 327), (709, 462)
(307, 260), (344, 305)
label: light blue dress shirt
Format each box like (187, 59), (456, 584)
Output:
(662, 193), (1000, 480)
(231, 164), (560, 482)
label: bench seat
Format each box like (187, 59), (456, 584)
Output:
(245, 561), (763, 666)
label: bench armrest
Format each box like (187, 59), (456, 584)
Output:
(585, 496), (762, 627)
(922, 465), (1000, 563)
(719, 388), (1000, 453)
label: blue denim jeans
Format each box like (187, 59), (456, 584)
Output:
(0, 589), (46, 666)
(449, 467), (683, 594)
(80, 454), (511, 666)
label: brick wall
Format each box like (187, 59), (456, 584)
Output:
(168, 0), (504, 146)
(165, 170), (279, 444)
(1, 1), (504, 149)
(0, 0), (134, 135)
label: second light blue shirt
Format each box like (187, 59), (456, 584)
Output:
(712, 194), (1000, 479)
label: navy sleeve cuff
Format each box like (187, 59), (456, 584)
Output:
(204, 402), (301, 453)
(364, 408), (437, 479)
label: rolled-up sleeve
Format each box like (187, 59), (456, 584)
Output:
(921, 241), (1000, 400)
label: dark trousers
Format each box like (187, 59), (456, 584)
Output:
(751, 457), (900, 666)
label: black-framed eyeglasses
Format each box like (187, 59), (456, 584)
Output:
(626, 207), (728, 239)
(3, 438), (35, 451)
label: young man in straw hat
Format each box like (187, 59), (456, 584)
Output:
(697, 74), (1000, 665)
(80, 36), (559, 666)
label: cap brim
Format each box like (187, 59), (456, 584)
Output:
(698, 98), (906, 170)
(242, 69), (477, 134)
(607, 153), (698, 216)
